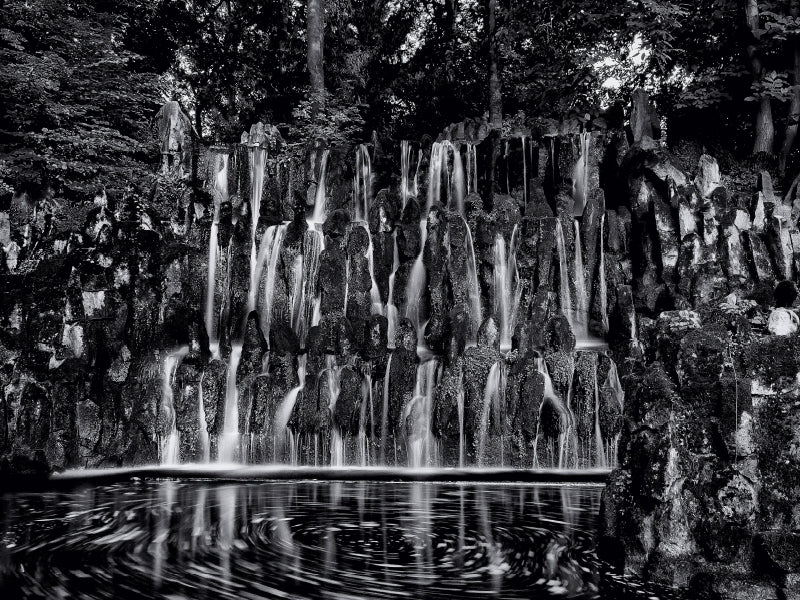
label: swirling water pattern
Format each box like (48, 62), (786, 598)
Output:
(1, 481), (671, 599)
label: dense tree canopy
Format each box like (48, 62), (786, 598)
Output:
(6, 0), (800, 205)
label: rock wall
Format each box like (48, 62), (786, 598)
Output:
(2, 92), (800, 596)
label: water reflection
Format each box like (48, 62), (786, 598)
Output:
(1, 480), (666, 599)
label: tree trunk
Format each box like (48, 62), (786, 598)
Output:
(307, 0), (325, 118)
(746, 0), (774, 155)
(486, 0), (502, 130)
(781, 1), (800, 173)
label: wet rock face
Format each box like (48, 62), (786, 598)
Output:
(602, 288), (800, 598)
(4, 96), (800, 597)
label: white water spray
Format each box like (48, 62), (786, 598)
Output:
(160, 345), (190, 464)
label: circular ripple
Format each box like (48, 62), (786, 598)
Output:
(0, 481), (672, 599)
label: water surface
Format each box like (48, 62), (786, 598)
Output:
(1, 480), (667, 599)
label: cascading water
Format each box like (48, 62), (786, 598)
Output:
(160, 345), (190, 464)
(294, 231), (324, 348)
(156, 135), (619, 471)
(363, 224), (384, 315)
(601, 359), (625, 468)
(310, 150), (330, 226)
(248, 144), (267, 298)
(532, 358), (574, 470)
(290, 253), (304, 333)
(324, 356), (344, 466)
(477, 361), (503, 466)
(204, 152), (228, 359)
(406, 142), (447, 355)
(555, 220), (572, 320)
(294, 151), (329, 348)
(357, 373), (374, 466)
(218, 342), (243, 463)
(354, 144), (371, 222)
(197, 372), (210, 462)
(405, 359), (440, 468)
(599, 213), (609, 333)
(572, 131), (590, 216)
(464, 219), (483, 346)
(275, 355), (307, 462)
(456, 373), (466, 467)
(381, 353), (393, 464)
(493, 227), (521, 353)
(256, 224), (287, 334)
(573, 219), (589, 340)
(400, 140), (420, 211)
(386, 231), (400, 348)
(451, 144), (466, 215)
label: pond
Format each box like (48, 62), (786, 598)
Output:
(0, 478), (673, 599)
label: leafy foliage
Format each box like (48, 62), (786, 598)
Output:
(282, 90), (366, 155)
(0, 0), (167, 207)
(5, 0), (800, 195)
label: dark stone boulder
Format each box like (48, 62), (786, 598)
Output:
(387, 348), (417, 434)
(319, 240), (347, 313)
(544, 314), (576, 353)
(362, 314), (388, 360)
(775, 280), (798, 308)
(332, 366), (361, 436)
(507, 355), (545, 442)
(432, 358), (464, 439)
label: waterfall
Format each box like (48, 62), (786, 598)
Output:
(248, 145), (267, 299)
(325, 356), (344, 466)
(386, 231), (400, 348)
(405, 359), (440, 468)
(357, 372), (373, 466)
(197, 371), (210, 462)
(426, 142), (446, 214)
(354, 144), (371, 222)
(406, 142), (447, 355)
(451, 145), (466, 215)
(400, 140), (419, 211)
(603, 359), (625, 468)
(309, 149), (330, 226)
(218, 342), (243, 463)
(257, 224), (287, 337)
(160, 345), (190, 464)
(274, 354), (307, 461)
(464, 218), (483, 347)
(533, 358), (572, 469)
(572, 132), (590, 216)
(477, 361), (503, 466)
(381, 353), (392, 464)
(289, 253), (302, 325)
(573, 219), (589, 340)
(405, 232), (428, 355)
(592, 361), (605, 469)
(599, 213), (609, 333)
(493, 227), (521, 353)
(555, 220), (572, 320)
(295, 230), (324, 348)
(204, 152), (228, 359)
(363, 224), (384, 315)
(457, 376), (465, 467)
